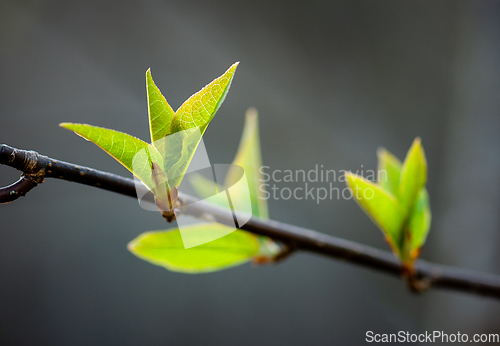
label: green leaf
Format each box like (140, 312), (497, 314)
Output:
(62, 63), (239, 195)
(377, 146), (431, 261)
(346, 172), (406, 254)
(188, 173), (228, 208)
(399, 138), (427, 210)
(349, 140), (431, 264)
(157, 127), (204, 189)
(190, 108), (269, 219)
(188, 108), (279, 260)
(377, 147), (402, 197)
(59, 123), (162, 190)
(146, 69), (175, 143)
(128, 223), (259, 273)
(170, 62), (239, 135)
(225, 108), (269, 219)
(407, 189), (431, 261)
(153, 63), (240, 190)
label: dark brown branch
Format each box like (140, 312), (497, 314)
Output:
(1, 144), (500, 299)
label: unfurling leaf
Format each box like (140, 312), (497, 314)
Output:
(399, 138), (427, 211)
(225, 108), (269, 219)
(146, 69), (175, 143)
(347, 139), (431, 265)
(189, 108), (280, 262)
(61, 63), (239, 193)
(61, 64), (279, 274)
(59, 123), (163, 190)
(128, 223), (259, 273)
(378, 146), (431, 262)
(188, 173), (228, 207)
(407, 188), (431, 260)
(155, 63), (239, 190)
(377, 148), (402, 197)
(190, 108), (269, 218)
(345, 172), (406, 255)
(170, 62), (239, 135)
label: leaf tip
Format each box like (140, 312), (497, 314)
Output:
(59, 122), (77, 131)
(227, 61), (240, 75)
(245, 107), (258, 119)
(344, 171), (359, 188)
(409, 137), (427, 167)
(377, 147), (388, 159)
(127, 241), (136, 252)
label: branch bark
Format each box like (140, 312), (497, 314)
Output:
(1, 144), (500, 299)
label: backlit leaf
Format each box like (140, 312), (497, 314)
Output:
(377, 147), (402, 197)
(59, 123), (162, 190)
(346, 172), (406, 254)
(128, 223), (259, 273)
(170, 62), (239, 135)
(153, 63), (240, 190)
(189, 108), (279, 260)
(399, 138), (427, 210)
(188, 173), (228, 208)
(225, 108), (269, 219)
(377, 146), (431, 261)
(407, 189), (431, 261)
(146, 69), (175, 143)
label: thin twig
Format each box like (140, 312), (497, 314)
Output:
(1, 144), (500, 299)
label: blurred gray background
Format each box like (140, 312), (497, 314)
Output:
(1, 0), (499, 345)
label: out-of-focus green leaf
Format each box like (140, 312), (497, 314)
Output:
(128, 223), (259, 273)
(170, 62), (239, 135)
(407, 189), (431, 261)
(59, 123), (162, 190)
(225, 108), (269, 219)
(377, 148), (402, 197)
(377, 146), (431, 262)
(225, 109), (278, 259)
(189, 109), (268, 218)
(346, 172), (406, 254)
(399, 138), (427, 211)
(188, 108), (279, 261)
(188, 173), (228, 207)
(146, 69), (175, 143)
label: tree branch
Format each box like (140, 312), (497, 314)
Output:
(1, 144), (500, 299)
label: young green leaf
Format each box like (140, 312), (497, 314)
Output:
(62, 63), (239, 194)
(399, 137), (427, 211)
(153, 63), (240, 190)
(346, 172), (407, 254)
(188, 173), (228, 208)
(128, 223), (259, 273)
(59, 123), (162, 190)
(146, 69), (175, 143)
(170, 62), (239, 135)
(377, 146), (431, 262)
(188, 108), (279, 261)
(190, 108), (269, 219)
(377, 148), (402, 197)
(225, 108), (269, 219)
(348, 140), (431, 264)
(407, 189), (431, 261)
